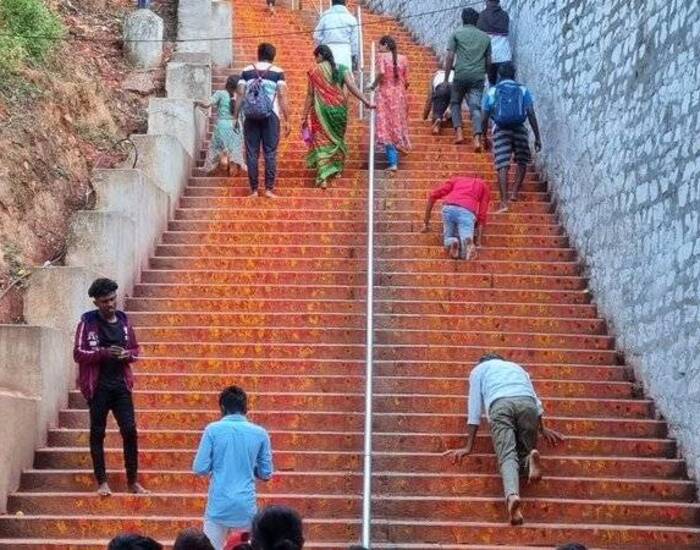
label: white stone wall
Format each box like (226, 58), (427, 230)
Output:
(367, 0), (700, 481)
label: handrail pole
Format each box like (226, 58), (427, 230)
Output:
(360, 40), (376, 550)
(357, 6), (365, 120)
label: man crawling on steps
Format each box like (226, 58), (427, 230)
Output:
(444, 353), (564, 525)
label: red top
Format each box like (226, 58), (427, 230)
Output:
(429, 176), (491, 227)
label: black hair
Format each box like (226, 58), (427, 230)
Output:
(173, 529), (215, 550)
(219, 385), (248, 415)
(462, 7), (479, 25)
(379, 35), (399, 79)
(88, 278), (118, 299)
(107, 534), (163, 550)
(556, 545), (588, 550)
(478, 352), (505, 364)
(498, 61), (516, 80)
(348, 547), (369, 550)
(251, 506), (304, 550)
(314, 45), (341, 84)
(331, 0), (346, 4)
(225, 74), (240, 115)
(258, 42), (276, 62)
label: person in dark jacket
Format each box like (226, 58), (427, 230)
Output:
(477, 0), (512, 86)
(73, 278), (147, 496)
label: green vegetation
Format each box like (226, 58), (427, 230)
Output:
(0, 0), (65, 75)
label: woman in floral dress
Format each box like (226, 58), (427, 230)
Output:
(369, 35), (411, 173)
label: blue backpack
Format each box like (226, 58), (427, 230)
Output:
(493, 81), (527, 128)
(243, 68), (277, 121)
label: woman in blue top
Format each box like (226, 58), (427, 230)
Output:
(200, 74), (246, 176)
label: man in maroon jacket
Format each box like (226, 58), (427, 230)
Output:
(422, 175), (491, 260)
(73, 278), (148, 496)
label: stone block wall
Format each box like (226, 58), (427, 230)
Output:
(366, 0), (700, 480)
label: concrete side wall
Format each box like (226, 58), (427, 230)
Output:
(0, 391), (38, 513)
(0, 325), (69, 513)
(365, 0), (700, 481)
(177, 0), (213, 54)
(211, 0), (233, 68)
(0, 0), (224, 513)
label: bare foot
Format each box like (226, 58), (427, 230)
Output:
(510, 192), (519, 202)
(247, 191), (259, 198)
(495, 203), (509, 214)
(448, 241), (460, 260)
(128, 482), (150, 495)
(97, 482), (112, 497)
(528, 449), (543, 484)
(319, 180), (328, 190)
(454, 128), (465, 144)
(464, 242), (476, 260)
(473, 135), (482, 153)
(397, 145), (410, 155)
(265, 190), (278, 199)
(386, 166), (398, 177)
(507, 494), (524, 526)
(431, 122), (441, 135)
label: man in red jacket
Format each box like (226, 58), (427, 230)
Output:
(73, 278), (148, 496)
(422, 175), (491, 260)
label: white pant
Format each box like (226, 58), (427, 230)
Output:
(326, 42), (353, 71)
(204, 520), (245, 550)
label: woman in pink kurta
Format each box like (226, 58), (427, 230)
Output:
(370, 35), (411, 172)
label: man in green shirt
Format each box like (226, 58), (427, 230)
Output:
(445, 8), (491, 150)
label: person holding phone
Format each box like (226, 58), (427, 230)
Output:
(73, 278), (147, 497)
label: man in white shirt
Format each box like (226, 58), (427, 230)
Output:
(477, 0), (513, 86)
(444, 353), (564, 525)
(313, 0), (359, 71)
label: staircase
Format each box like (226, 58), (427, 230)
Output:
(356, 6), (700, 550)
(0, 1), (699, 549)
(0, 2), (366, 548)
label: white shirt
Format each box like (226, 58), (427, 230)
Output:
(239, 62), (286, 117)
(467, 359), (544, 425)
(313, 5), (360, 59)
(489, 34), (512, 64)
(432, 69), (454, 90)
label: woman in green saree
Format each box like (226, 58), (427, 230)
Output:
(302, 45), (374, 189)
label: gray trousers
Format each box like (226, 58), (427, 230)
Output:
(489, 396), (540, 498)
(450, 78), (485, 135)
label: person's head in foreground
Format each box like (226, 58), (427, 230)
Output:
(462, 7), (479, 25)
(107, 534), (163, 550)
(88, 277), (119, 318)
(219, 385), (248, 417)
(498, 61), (517, 82)
(250, 505), (304, 550)
(557, 545), (587, 550)
(477, 352), (505, 364)
(174, 528), (215, 550)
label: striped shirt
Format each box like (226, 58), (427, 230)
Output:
(239, 62), (286, 118)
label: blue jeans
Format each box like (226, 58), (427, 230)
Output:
(442, 204), (476, 259)
(451, 78), (485, 135)
(385, 144), (399, 168)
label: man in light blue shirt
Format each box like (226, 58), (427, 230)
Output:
(193, 386), (273, 550)
(313, 0), (360, 71)
(444, 353), (563, 526)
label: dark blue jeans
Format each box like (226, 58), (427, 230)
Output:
(244, 115), (280, 192)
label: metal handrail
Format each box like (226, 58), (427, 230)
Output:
(360, 40), (377, 550)
(357, 6), (365, 120)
